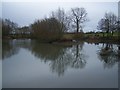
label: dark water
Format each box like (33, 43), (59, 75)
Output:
(2, 39), (120, 88)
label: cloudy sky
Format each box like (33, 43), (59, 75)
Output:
(1, 0), (119, 32)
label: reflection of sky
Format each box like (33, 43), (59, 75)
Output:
(2, 1), (118, 32)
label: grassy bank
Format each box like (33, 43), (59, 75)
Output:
(61, 32), (120, 44)
(2, 32), (120, 44)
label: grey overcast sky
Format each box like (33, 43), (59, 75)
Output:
(1, 1), (119, 32)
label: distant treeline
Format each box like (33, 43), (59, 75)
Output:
(1, 7), (120, 42)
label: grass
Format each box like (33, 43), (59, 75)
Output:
(62, 33), (74, 40)
(85, 32), (120, 37)
(2, 31), (120, 43)
(61, 32), (120, 43)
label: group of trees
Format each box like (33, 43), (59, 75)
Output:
(30, 7), (88, 42)
(2, 7), (120, 41)
(2, 7), (88, 41)
(2, 19), (18, 36)
(97, 12), (120, 37)
(49, 7), (88, 33)
(1, 18), (31, 38)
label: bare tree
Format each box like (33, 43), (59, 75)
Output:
(70, 7), (88, 33)
(116, 17), (120, 32)
(50, 8), (69, 32)
(97, 12), (117, 37)
(97, 18), (107, 37)
(105, 12), (117, 35)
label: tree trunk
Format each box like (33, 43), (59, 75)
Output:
(76, 19), (79, 33)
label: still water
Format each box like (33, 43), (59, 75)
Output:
(2, 39), (120, 88)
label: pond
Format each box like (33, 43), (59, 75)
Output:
(2, 39), (120, 88)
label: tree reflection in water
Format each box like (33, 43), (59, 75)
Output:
(3, 39), (120, 76)
(49, 44), (87, 76)
(2, 40), (19, 59)
(31, 41), (87, 76)
(3, 39), (88, 76)
(98, 43), (120, 69)
(2, 39), (31, 59)
(3, 40), (120, 76)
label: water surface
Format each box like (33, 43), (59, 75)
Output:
(2, 39), (119, 88)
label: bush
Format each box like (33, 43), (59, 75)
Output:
(31, 18), (66, 42)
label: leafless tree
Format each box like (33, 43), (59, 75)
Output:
(97, 12), (117, 37)
(50, 8), (69, 32)
(70, 7), (88, 33)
